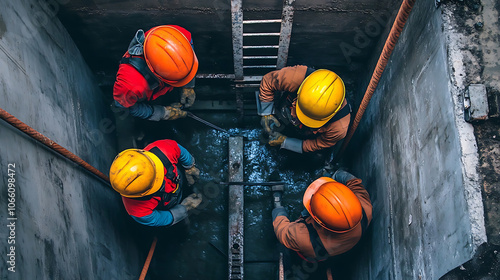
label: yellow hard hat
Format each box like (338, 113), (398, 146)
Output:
(109, 149), (164, 198)
(296, 69), (345, 128)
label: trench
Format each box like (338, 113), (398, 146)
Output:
(0, 0), (493, 279)
(115, 82), (325, 280)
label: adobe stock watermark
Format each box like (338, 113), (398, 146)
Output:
(339, 10), (393, 64)
(6, 163), (17, 273)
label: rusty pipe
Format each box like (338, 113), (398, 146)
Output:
(0, 107), (110, 183)
(335, 0), (417, 160)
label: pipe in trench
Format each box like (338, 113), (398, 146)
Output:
(335, 0), (417, 161)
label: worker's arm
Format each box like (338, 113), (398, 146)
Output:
(113, 100), (156, 119)
(130, 205), (187, 227)
(272, 210), (302, 252)
(258, 66), (309, 115)
(333, 170), (373, 225)
(177, 144), (195, 168)
(177, 143), (199, 185)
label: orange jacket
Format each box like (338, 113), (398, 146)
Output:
(259, 65), (350, 152)
(273, 178), (372, 259)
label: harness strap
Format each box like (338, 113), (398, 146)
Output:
(298, 219), (329, 262)
(329, 98), (352, 123)
(120, 56), (160, 91)
(148, 147), (180, 184)
(360, 207), (368, 234)
(297, 208), (368, 262)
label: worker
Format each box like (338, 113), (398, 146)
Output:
(112, 25), (198, 121)
(109, 139), (202, 227)
(272, 170), (372, 279)
(258, 65), (351, 160)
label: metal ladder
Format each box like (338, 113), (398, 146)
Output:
(228, 2), (295, 278)
(231, 0), (295, 89)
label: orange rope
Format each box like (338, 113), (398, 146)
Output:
(335, 0), (417, 160)
(139, 236), (158, 280)
(0, 107), (110, 182)
(0, 107), (159, 278)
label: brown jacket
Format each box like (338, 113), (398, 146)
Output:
(259, 65), (350, 152)
(273, 178), (372, 259)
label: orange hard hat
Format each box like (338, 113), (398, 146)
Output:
(303, 177), (362, 233)
(143, 25), (198, 87)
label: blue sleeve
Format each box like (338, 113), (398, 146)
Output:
(114, 100), (153, 119)
(177, 143), (194, 168)
(130, 210), (174, 227)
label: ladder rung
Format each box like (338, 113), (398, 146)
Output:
(235, 83), (261, 88)
(243, 33), (280, 37)
(243, 56), (278, 59)
(243, 19), (282, 24)
(243, 65), (276, 69)
(235, 76), (263, 82)
(243, 45), (279, 49)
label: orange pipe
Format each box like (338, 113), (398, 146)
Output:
(0, 107), (159, 278)
(336, 0), (417, 160)
(139, 236), (158, 280)
(0, 107), (110, 183)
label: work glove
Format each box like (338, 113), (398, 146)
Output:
(184, 165), (200, 186)
(260, 115), (281, 134)
(161, 103), (187, 120)
(268, 131), (287, 147)
(180, 88), (196, 108)
(181, 193), (203, 211)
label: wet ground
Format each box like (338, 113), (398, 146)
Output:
(122, 110), (323, 280)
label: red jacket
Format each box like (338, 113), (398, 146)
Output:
(113, 26), (192, 108)
(122, 140), (182, 217)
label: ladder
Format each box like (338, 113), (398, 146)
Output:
(228, 2), (295, 279)
(231, 0), (295, 89)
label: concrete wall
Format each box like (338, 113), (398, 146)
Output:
(0, 0), (143, 279)
(347, 0), (487, 279)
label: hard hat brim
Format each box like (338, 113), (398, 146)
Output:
(303, 177), (336, 216)
(296, 101), (332, 128)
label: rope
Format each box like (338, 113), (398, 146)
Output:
(335, 0), (417, 160)
(0, 107), (110, 182)
(0, 107), (159, 278)
(139, 237), (158, 280)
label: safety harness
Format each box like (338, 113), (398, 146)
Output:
(146, 147), (182, 208)
(120, 56), (160, 91)
(297, 207), (368, 263)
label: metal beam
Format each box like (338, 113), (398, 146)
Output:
(277, 0), (295, 69)
(243, 65), (276, 69)
(196, 73), (236, 79)
(228, 137), (244, 280)
(231, 0), (244, 80)
(243, 19), (281, 24)
(243, 33), (280, 37)
(243, 45), (279, 49)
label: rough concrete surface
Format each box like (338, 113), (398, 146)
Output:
(345, 0), (487, 279)
(0, 0), (145, 279)
(439, 0), (500, 278)
(0, 0), (498, 279)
